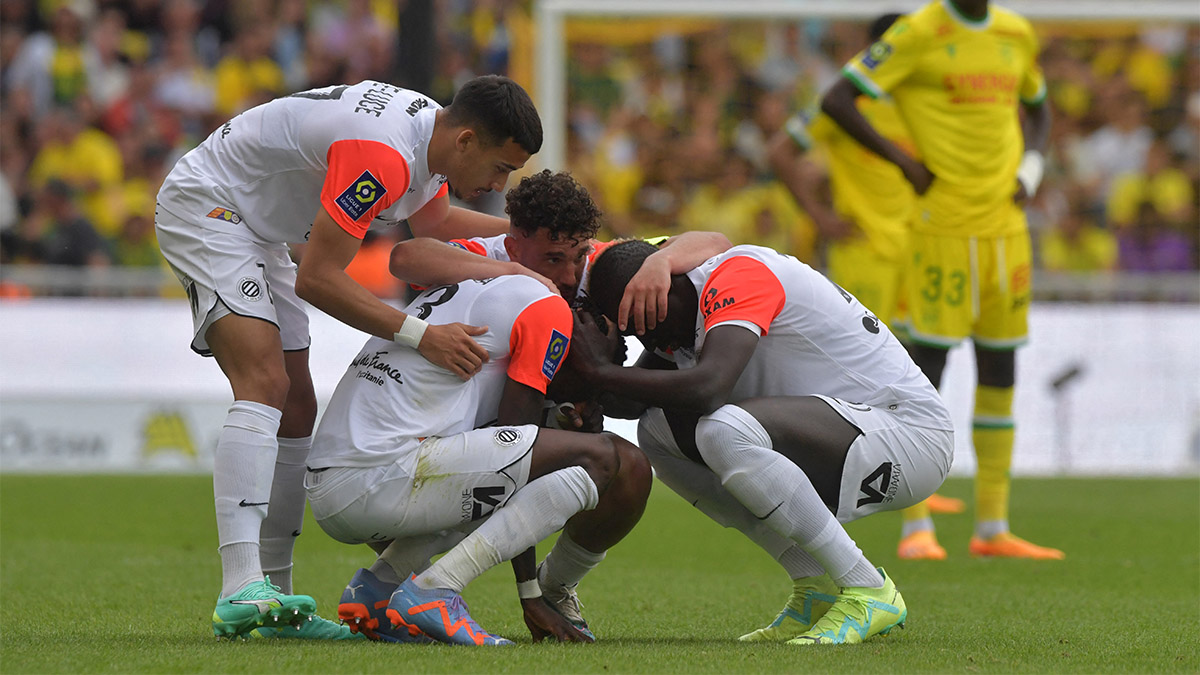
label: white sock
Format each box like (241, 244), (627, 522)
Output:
(540, 531), (605, 593)
(638, 408), (811, 577)
(696, 405), (883, 590)
(417, 466), (599, 593)
(213, 400), (281, 598)
(260, 435), (311, 593)
(374, 531), (468, 585)
(902, 517), (936, 539)
(975, 519), (1008, 540)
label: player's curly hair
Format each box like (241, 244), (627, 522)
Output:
(444, 75), (543, 154)
(505, 169), (603, 244)
(585, 239), (659, 320)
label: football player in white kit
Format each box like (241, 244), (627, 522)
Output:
(571, 240), (955, 646)
(306, 273), (639, 645)
(154, 75), (543, 639)
(385, 170), (732, 633)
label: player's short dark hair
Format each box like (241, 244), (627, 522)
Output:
(869, 13), (903, 41)
(505, 169), (602, 244)
(586, 239), (659, 319)
(444, 75), (543, 154)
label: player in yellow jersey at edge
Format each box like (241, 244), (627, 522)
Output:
(770, 15), (966, 558)
(821, 0), (1063, 560)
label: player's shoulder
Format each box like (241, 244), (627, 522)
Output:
(480, 274), (564, 308)
(893, 3), (941, 39)
(988, 6), (1037, 43)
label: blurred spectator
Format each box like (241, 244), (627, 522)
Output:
(1107, 138), (1195, 229)
(27, 105), (124, 238)
(213, 23), (283, 117)
(6, 2), (93, 117)
(1075, 82), (1154, 205)
(1, 179), (110, 268)
(1118, 201), (1195, 272)
(1039, 199), (1118, 273)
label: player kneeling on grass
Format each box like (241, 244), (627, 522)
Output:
(305, 273), (649, 645)
(570, 241), (955, 645)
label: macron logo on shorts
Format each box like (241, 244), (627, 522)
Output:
(542, 329), (568, 379)
(335, 170), (386, 222)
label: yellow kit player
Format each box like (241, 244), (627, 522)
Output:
(821, 0), (1062, 560)
(769, 14), (966, 537)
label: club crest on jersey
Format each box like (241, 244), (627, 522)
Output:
(862, 41), (893, 70)
(335, 170), (386, 221)
(542, 329), (568, 379)
(494, 428), (522, 446)
(239, 276), (262, 301)
(206, 207), (241, 224)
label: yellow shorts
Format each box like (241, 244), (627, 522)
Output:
(827, 236), (907, 326)
(902, 229), (1031, 350)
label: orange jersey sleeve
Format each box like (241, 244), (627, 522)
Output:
(507, 295), (573, 393)
(700, 256), (786, 335)
(321, 139), (412, 238)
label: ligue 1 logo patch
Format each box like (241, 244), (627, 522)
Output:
(862, 41), (893, 70)
(542, 329), (568, 379)
(494, 428), (522, 446)
(335, 170), (386, 221)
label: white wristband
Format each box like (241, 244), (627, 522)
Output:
(1016, 150), (1044, 198)
(517, 579), (542, 600)
(394, 316), (428, 349)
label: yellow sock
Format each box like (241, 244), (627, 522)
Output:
(901, 501), (930, 523)
(973, 385), (1015, 524)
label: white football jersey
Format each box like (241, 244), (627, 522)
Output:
(309, 275), (572, 469)
(673, 245), (952, 431)
(158, 81), (449, 244)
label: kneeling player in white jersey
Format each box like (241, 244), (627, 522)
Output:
(155, 75), (543, 639)
(307, 274), (641, 645)
(571, 241), (955, 645)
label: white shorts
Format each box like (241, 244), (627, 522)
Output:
(304, 425), (538, 545)
(155, 203), (310, 355)
(638, 399), (952, 525)
(815, 395), (953, 523)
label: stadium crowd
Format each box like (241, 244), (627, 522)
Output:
(1, 1), (1197, 294)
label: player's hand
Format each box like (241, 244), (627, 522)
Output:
(568, 310), (621, 377)
(554, 401), (605, 433)
(418, 322), (490, 380)
(1013, 179), (1029, 205)
(902, 161), (935, 195)
(618, 252), (670, 335)
(521, 597), (594, 643)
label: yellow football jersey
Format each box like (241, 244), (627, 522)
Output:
(789, 98), (916, 262)
(843, 0), (1046, 237)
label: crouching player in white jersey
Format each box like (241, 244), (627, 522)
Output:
(570, 241), (955, 645)
(154, 75), (544, 639)
(306, 274), (641, 645)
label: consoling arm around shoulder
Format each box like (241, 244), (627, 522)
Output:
(389, 238), (519, 287)
(409, 196), (509, 240)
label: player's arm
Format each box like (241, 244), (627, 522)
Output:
(767, 116), (854, 241)
(296, 208), (488, 379)
(408, 193), (510, 239)
(1015, 37), (1052, 204)
(574, 315), (759, 414)
(618, 231), (733, 335)
(389, 237), (556, 292)
(821, 79), (931, 194)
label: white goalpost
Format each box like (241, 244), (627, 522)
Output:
(534, 0), (1200, 171)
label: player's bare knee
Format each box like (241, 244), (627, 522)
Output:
(616, 439), (653, 499)
(578, 433), (620, 494)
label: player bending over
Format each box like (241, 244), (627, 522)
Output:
(569, 240), (954, 645)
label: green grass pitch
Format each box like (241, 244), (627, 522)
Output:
(1, 474), (1197, 673)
